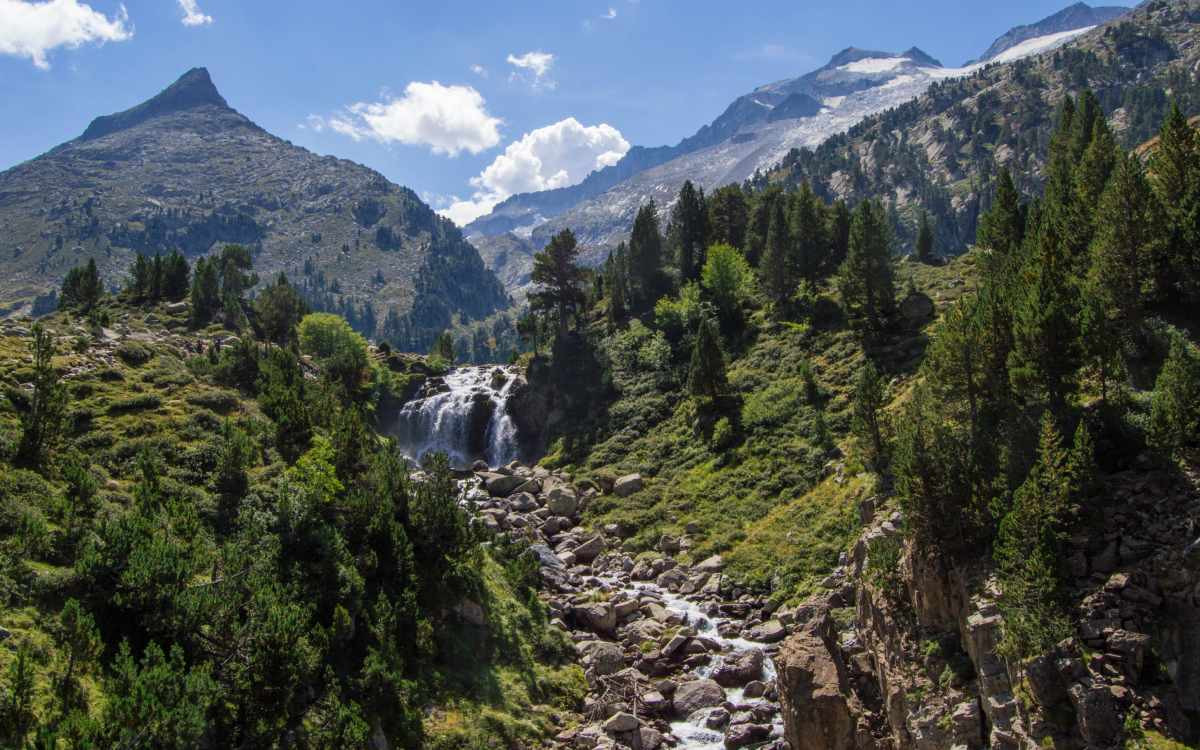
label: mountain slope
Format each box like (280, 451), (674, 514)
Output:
(763, 0), (1200, 254)
(977, 1), (1129, 62)
(0, 68), (508, 347)
(467, 6), (1115, 287)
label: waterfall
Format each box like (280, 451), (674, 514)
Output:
(392, 366), (520, 469)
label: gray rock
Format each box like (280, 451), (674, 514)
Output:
(574, 535), (605, 563)
(712, 648), (764, 687)
(480, 472), (525, 497)
(547, 486), (579, 516)
(603, 712), (639, 734)
(614, 474), (644, 497)
(748, 620), (786, 643)
(724, 722), (771, 749)
(673, 678), (725, 717)
(743, 680), (766, 699)
(573, 602), (618, 635)
(695, 554), (724, 572)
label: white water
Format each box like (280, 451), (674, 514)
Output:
(393, 366), (519, 468)
(624, 583), (784, 749)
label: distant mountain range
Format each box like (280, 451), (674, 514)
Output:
(0, 68), (508, 346)
(464, 2), (1132, 297)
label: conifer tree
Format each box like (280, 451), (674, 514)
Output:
(915, 210), (934, 263)
(162, 251), (190, 301)
(606, 243), (629, 329)
(255, 273), (308, 346)
(669, 180), (708, 283)
(1089, 151), (1159, 332)
(530, 228), (586, 338)
(707, 184), (749, 251)
(628, 202), (665, 311)
(1007, 216), (1081, 416)
(1071, 116), (1117, 257)
(687, 317), (728, 401)
(431, 331), (455, 365)
(745, 188), (781, 266)
(994, 414), (1074, 659)
(828, 200), (852, 270)
(977, 169), (1025, 256)
(837, 200), (897, 333)
(189, 257), (221, 328)
(1149, 102), (1200, 303)
(790, 183), (827, 283)
(128, 253), (152, 300)
(60, 258), (102, 311)
(851, 360), (887, 468)
(0, 643), (35, 746)
(761, 198), (793, 310)
(16, 324), (68, 471)
(1148, 331), (1200, 458)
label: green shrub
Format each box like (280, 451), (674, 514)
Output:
(107, 394), (162, 415)
(116, 341), (154, 366)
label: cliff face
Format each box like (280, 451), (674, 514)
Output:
(774, 466), (1200, 749)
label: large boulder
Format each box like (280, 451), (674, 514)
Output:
(579, 641), (626, 676)
(479, 472), (525, 497)
(724, 723), (771, 749)
(673, 678), (725, 717)
(614, 474), (644, 497)
(546, 486), (579, 516)
(572, 602), (617, 636)
(775, 627), (855, 750)
(712, 648), (764, 687)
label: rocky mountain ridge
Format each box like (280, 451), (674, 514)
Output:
(0, 68), (508, 348)
(977, 2), (1130, 62)
(465, 4), (1125, 292)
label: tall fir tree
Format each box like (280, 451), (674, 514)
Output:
(789, 183), (828, 283)
(628, 202), (665, 312)
(686, 317), (728, 401)
(977, 169), (1025, 256)
(760, 198), (793, 310)
(530, 228), (586, 338)
(669, 180), (709, 284)
(1149, 102), (1200, 304)
(915, 210), (934, 263)
(837, 200), (897, 334)
(707, 184), (749, 252)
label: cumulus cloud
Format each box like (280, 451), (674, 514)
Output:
(470, 63), (487, 77)
(506, 50), (555, 89)
(322, 81), (502, 156)
(178, 0), (211, 26)
(442, 117), (629, 226)
(602, 7), (617, 19)
(0, 0), (132, 69)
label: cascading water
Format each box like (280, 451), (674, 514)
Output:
(393, 366), (520, 468)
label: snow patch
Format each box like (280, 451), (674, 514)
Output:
(989, 26), (1095, 63)
(840, 56), (909, 74)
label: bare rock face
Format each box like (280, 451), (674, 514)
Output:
(775, 615), (856, 750)
(672, 678), (725, 717)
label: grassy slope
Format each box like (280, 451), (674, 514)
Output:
(0, 300), (582, 747)
(567, 253), (983, 604)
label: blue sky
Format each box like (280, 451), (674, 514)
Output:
(1, 0), (1096, 224)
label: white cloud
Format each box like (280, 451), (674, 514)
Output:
(602, 7), (617, 19)
(441, 117), (629, 226)
(323, 81), (502, 156)
(178, 0), (211, 26)
(470, 63), (487, 77)
(506, 50), (555, 89)
(0, 0), (132, 69)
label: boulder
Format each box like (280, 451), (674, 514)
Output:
(775, 629), (855, 750)
(547, 487), (579, 516)
(724, 723), (771, 749)
(743, 680), (766, 699)
(581, 641), (626, 676)
(641, 691), (668, 714)
(480, 472), (525, 497)
(695, 554), (724, 572)
(639, 726), (664, 750)
(673, 678), (725, 717)
(603, 712), (640, 734)
(573, 602), (618, 635)
(712, 648), (765, 687)
(614, 474), (644, 497)
(574, 535), (606, 564)
(748, 620), (786, 643)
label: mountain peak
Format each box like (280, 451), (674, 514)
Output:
(80, 67), (231, 141)
(978, 2), (1128, 61)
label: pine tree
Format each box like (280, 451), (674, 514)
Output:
(431, 331), (455, 366)
(851, 361), (887, 468)
(761, 198), (793, 310)
(0, 643), (34, 747)
(628, 202), (665, 311)
(16, 324), (68, 471)
(162, 251), (191, 301)
(1071, 116), (1117, 258)
(1148, 331), (1200, 458)
(994, 414), (1074, 659)
(1007, 216), (1081, 416)
(254, 273), (308, 346)
(60, 258), (102, 311)
(128, 253), (152, 300)
(1088, 151), (1160, 332)
(189, 257), (221, 328)
(687, 317), (728, 401)
(745, 188), (781, 266)
(530, 228), (586, 338)
(707, 184), (749, 251)
(828, 199), (852, 271)
(55, 599), (102, 712)
(1149, 102), (1200, 303)
(837, 200), (897, 333)
(606, 244), (629, 329)
(669, 181), (708, 283)
(915, 210), (934, 263)
(977, 169), (1025, 255)
(789, 183), (827, 283)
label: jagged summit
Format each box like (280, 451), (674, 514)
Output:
(80, 67), (231, 141)
(823, 46), (942, 70)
